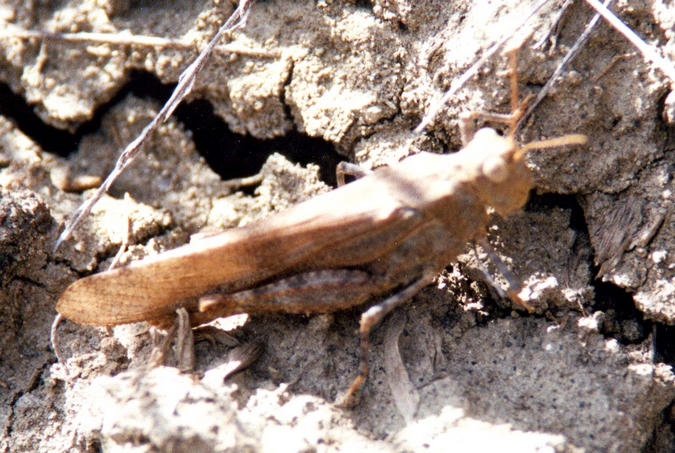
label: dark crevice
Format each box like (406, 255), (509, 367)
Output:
(644, 401), (675, 453)
(592, 280), (638, 316)
(653, 324), (675, 367)
(177, 99), (342, 187)
(525, 192), (655, 347)
(0, 82), (112, 156)
(523, 192), (587, 233)
(279, 58), (295, 122)
(0, 70), (342, 186)
(124, 70), (342, 186)
(85, 437), (103, 453)
(592, 279), (651, 345)
(350, 0), (373, 9)
(15, 275), (46, 290)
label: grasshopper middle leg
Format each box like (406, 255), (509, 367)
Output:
(197, 268), (434, 405)
(338, 271), (436, 407)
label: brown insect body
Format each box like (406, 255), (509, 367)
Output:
(55, 44), (587, 404)
(57, 129), (531, 327)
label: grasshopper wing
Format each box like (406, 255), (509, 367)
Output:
(57, 174), (428, 326)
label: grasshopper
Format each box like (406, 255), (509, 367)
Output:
(56, 48), (586, 404)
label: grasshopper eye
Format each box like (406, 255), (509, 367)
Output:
(482, 156), (509, 183)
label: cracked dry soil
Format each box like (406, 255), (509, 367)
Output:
(1, 1), (674, 452)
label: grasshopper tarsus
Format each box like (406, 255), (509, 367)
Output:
(222, 342), (264, 381)
(338, 375), (365, 408)
(176, 307), (195, 372)
(147, 308), (196, 371)
(149, 319), (178, 368)
(477, 238), (535, 313)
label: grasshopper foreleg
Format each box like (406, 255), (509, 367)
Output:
(459, 47), (533, 144)
(476, 238), (533, 312)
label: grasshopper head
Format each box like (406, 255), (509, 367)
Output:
(467, 127), (587, 216)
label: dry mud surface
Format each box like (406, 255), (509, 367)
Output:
(1, 1), (674, 452)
